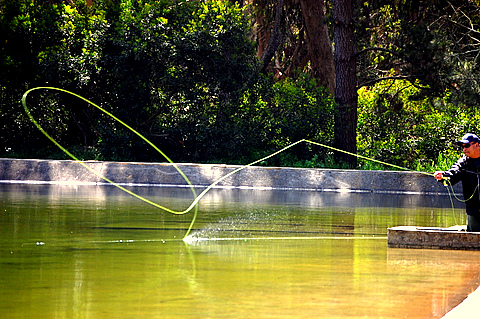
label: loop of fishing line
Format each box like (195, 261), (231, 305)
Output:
(442, 177), (478, 203)
(21, 87), (203, 236)
(22, 87), (305, 238)
(22, 87), (460, 238)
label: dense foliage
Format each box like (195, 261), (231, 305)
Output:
(1, 0), (333, 165)
(357, 80), (480, 171)
(1, 0), (480, 170)
(354, 1), (480, 171)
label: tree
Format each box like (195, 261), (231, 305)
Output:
(0, 0), (260, 162)
(333, 0), (357, 167)
(299, 0), (335, 94)
(355, 1), (480, 105)
(0, 0), (70, 155)
(254, 0), (335, 93)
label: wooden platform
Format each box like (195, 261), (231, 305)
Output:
(388, 226), (480, 250)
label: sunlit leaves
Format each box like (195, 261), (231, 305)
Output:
(357, 78), (480, 170)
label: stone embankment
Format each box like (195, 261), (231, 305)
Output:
(0, 158), (459, 195)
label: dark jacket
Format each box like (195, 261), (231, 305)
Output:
(443, 155), (480, 215)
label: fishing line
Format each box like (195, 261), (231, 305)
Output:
(304, 139), (434, 176)
(441, 177), (479, 226)
(305, 139), (466, 225)
(22, 87), (200, 238)
(442, 177), (478, 203)
(22, 87), (196, 214)
(21, 87), (303, 239)
(22, 87), (455, 239)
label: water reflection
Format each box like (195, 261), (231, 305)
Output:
(0, 183), (477, 318)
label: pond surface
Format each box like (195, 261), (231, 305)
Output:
(1, 183), (479, 318)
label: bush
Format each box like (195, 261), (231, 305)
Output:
(357, 79), (480, 171)
(158, 73), (335, 165)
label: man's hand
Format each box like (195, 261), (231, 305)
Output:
(434, 171), (445, 180)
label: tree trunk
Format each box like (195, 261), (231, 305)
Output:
(259, 0), (286, 73)
(333, 0), (357, 168)
(299, 0), (335, 94)
(255, 0), (269, 59)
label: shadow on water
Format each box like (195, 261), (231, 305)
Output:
(0, 183), (477, 318)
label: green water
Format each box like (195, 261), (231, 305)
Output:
(1, 184), (479, 318)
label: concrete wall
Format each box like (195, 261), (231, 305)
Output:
(0, 158), (458, 195)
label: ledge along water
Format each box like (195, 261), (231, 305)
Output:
(0, 158), (458, 194)
(2, 158), (479, 319)
(388, 226), (480, 250)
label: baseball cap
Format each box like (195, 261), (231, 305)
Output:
(457, 133), (480, 145)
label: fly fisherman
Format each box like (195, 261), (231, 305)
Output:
(434, 133), (480, 232)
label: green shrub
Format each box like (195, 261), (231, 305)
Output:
(357, 79), (480, 172)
